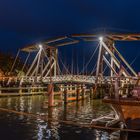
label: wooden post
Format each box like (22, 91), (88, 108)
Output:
(126, 83), (129, 97)
(60, 84), (64, 91)
(76, 85), (80, 101)
(64, 88), (68, 103)
(66, 85), (69, 91)
(48, 83), (54, 107)
(82, 85), (85, 100)
(60, 84), (64, 100)
(97, 84), (101, 98)
(90, 87), (92, 99)
(70, 85), (72, 91)
(114, 78), (119, 99)
(93, 85), (97, 98)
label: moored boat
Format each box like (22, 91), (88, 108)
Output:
(103, 97), (140, 129)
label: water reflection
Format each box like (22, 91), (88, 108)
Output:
(0, 96), (138, 140)
(7, 98), (11, 108)
(37, 119), (51, 140)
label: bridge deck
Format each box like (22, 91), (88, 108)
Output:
(0, 75), (138, 85)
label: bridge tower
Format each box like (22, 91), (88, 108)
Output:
(96, 37), (137, 79)
(25, 45), (59, 82)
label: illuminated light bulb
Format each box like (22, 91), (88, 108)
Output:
(105, 51), (108, 55)
(99, 36), (103, 42)
(39, 44), (42, 49)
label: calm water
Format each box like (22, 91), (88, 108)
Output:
(0, 95), (139, 140)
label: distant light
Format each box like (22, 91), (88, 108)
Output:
(105, 51), (108, 55)
(99, 36), (103, 42)
(39, 44), (42, 49)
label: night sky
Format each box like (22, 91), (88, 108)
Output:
(1, 0), (140, 72)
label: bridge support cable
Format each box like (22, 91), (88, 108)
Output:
(26, 51), (40, 76)
(112, 45), (137, 77)
(44, 61), (51, 74)
(110, 47), (114, 77)
(35, 47), (42, 78)
(56, 52), (62, 75)
(58, 53), (70, 74)
(76, 52), (79, 75)
(71, 49), (74, 75)
(30, 51), (45, 78)
(103, 55), (118, 76)
(44, 62), (55, 78)
(21, 52), (30, 72)
(96, 41), (103, 77)
(80, 43), (99, 74)
(56, 61), (61, 75)
(42, 60), (51, 76)
(54, 49), (58, 77)
(41, 49), (53, 76)
(90, 63), (97, 75)
(130, 54), (139, 66)
(103, 65), (108, 75)
(56, 53), (62, 75)
(82, 51), (85, 75)
(10, 49), (20, 73)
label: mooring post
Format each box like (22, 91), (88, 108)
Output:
(48, 83), (54, 107)
(90, 87), (93, 99)
(60, 84), (64, 92)
(64, 88), (68, 103)
(60, 84), (64, 100)
(66, 85), (69, 91)
(126, 84), (128, 96)
(70, 84), (72, 91)
(76, 85), (80, 101)
(82, 84), (85, 100)
(114, 78), (119, 99)
(120, 82), (124, 96)
(98, 84), (102, 99)
(79, 84), (82, 90)
(128, 84), (132, 97)
(93, 84), (97, 99)
(97, 84), (101, 98)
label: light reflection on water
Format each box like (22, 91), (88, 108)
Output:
(0, 95), (137, 140)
